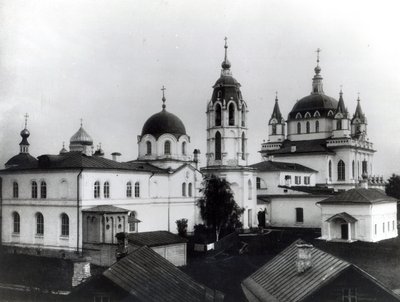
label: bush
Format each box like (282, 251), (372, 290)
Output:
(176, 218), (188, 237)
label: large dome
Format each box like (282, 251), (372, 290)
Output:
(70, 126), (93, 146)
(288, 94), (338, 120)
(141, 110), (186, 139)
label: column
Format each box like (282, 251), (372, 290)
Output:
(348, 222), (351, 241)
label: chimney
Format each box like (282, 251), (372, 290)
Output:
(111, 152), (121, 162)
(115, 232), (129, 261)
(72, 257), (91, 287)
(296, 242), (313, 274)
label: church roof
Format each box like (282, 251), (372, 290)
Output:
(318, 188), (397, 205)
(250, 160), (316, 173)
(352, 96), (367, 123)
(265, 139), (335, 156)
(1, 152), (168, 174)
(269, 95), (283, 123)
(335, 90), (348, 116)
(289, 94), (338, 120)
(5, 153), (38, 168)
(141, 109), (187, 139)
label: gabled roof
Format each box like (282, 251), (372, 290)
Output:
(242, 240), (350, 302)
(326, 212), (357, 223)
(264, 139), (335, 156)
(269, 97), (283, 123)
(103, 246), (222, 302)
(318, 188), (397, 205)
(82, 205), (129, 214)
(128, 231), (187, 247)
(278, 185), (335, 195)
(250, 160), (316, 173)
(242, 239), (400, 302)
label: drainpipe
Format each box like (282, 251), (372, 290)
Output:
(76, 169), (83, 254)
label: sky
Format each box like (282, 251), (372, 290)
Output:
(0, 0), (400, 177)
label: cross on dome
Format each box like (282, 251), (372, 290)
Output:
(161, 85), (166, 109)
(24, 113), (29, 129)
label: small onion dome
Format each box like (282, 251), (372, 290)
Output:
(221, 58), (231, 70)
(70, 126), (93, 146)
(59, 143), (68, 154)
(20, 128), (30, 138)
(141, 110), (187, 139)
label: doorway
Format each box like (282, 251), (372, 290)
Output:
(341, 224), (349, 240)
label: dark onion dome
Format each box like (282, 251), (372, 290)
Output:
(288, 94), (338, 120)
(5, 153), (37, 168)
(70, 126), (93, 146)
(141, 109), (187, 139)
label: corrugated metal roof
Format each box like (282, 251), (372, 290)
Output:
(318, 188), (397, 205)
(250, 161), (317, 173)
(82, 205), (129, 213)
(242, 239), (350, 302)
(103, 246), (223, 302)
(128, 231), (187, 247)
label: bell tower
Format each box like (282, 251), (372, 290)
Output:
(205, 38), (249, 167)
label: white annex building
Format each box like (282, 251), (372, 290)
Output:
(0, 41), (396, 259)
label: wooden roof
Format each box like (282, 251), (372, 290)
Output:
(318, 188), (397, 205)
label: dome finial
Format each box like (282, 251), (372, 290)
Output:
(80, 118), (83, 127)
(316, 48), (321, 66)
(357, 92), (360, 102)
(24, 113), (29, 129)
(275, 91), (278, 102)
(221, 37), (232, 72)
(161, 85), (166, 110)
(340, 85), (343, 96)
(311, 48), (324, 94)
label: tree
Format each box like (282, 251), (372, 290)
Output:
(197, 174), (244, 241)
(386, 174), (400, 199)
(176, 218), (188, 237)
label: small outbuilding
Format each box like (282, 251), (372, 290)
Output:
(128, 230), (188, 266)
(317, 188), (398, 242)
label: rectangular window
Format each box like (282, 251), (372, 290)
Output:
(342, 288), (357, 302)
(284, 175), (291, 185)
(393, 220), (395, 231)
(374, 224), (377, 235)
(304, 176), (310, 185)
(295, 176), (301, 185)
(388, 221), (390, 233)
(295, 208), (304, 223)
(383, 222), (385, 233)
(256, 177), (261, 189)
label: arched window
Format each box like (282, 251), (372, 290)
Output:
(182, 183), (186, 196)
(94, 181), (100, 198)
(40, 181), (47, 199)
(61, 213), (69, 236)
(126, 181), (132, 197)
(248, 179), (253, 200)
(13, 212), (20, 233)
(215, 131), (222, 160)
(352, 160), (355, 179)
(297, 122), (301, 134)
(217, 90), (222, 98)
(164, 141), (171, 155)
(241, 106), (246, 127)
(315, 120), (319, 133)
(338, 160), (346, 181)
(228, 103), (235, 126)
(188, 183), (193, 197)
(13, 182), (18, 198)
(272, 124), (277, 135)
(182, 142), (186, 155)
(31, 181), (38, 199)
(306, 121), (310, 134)
(328, 160), (332, 181)
(336, 119), (342, 130)
(241, 132), (246, 160)
(134, 181), (140, 197)
(36, 213), (44, 235)
(146, 141), (152, 155)
(104, 181), (110, 198)
(215, 104), (222, 126)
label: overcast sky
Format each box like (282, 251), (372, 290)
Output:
(1, 0), (399, 177)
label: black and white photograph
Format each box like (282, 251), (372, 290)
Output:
(0, 0), (400, 301)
